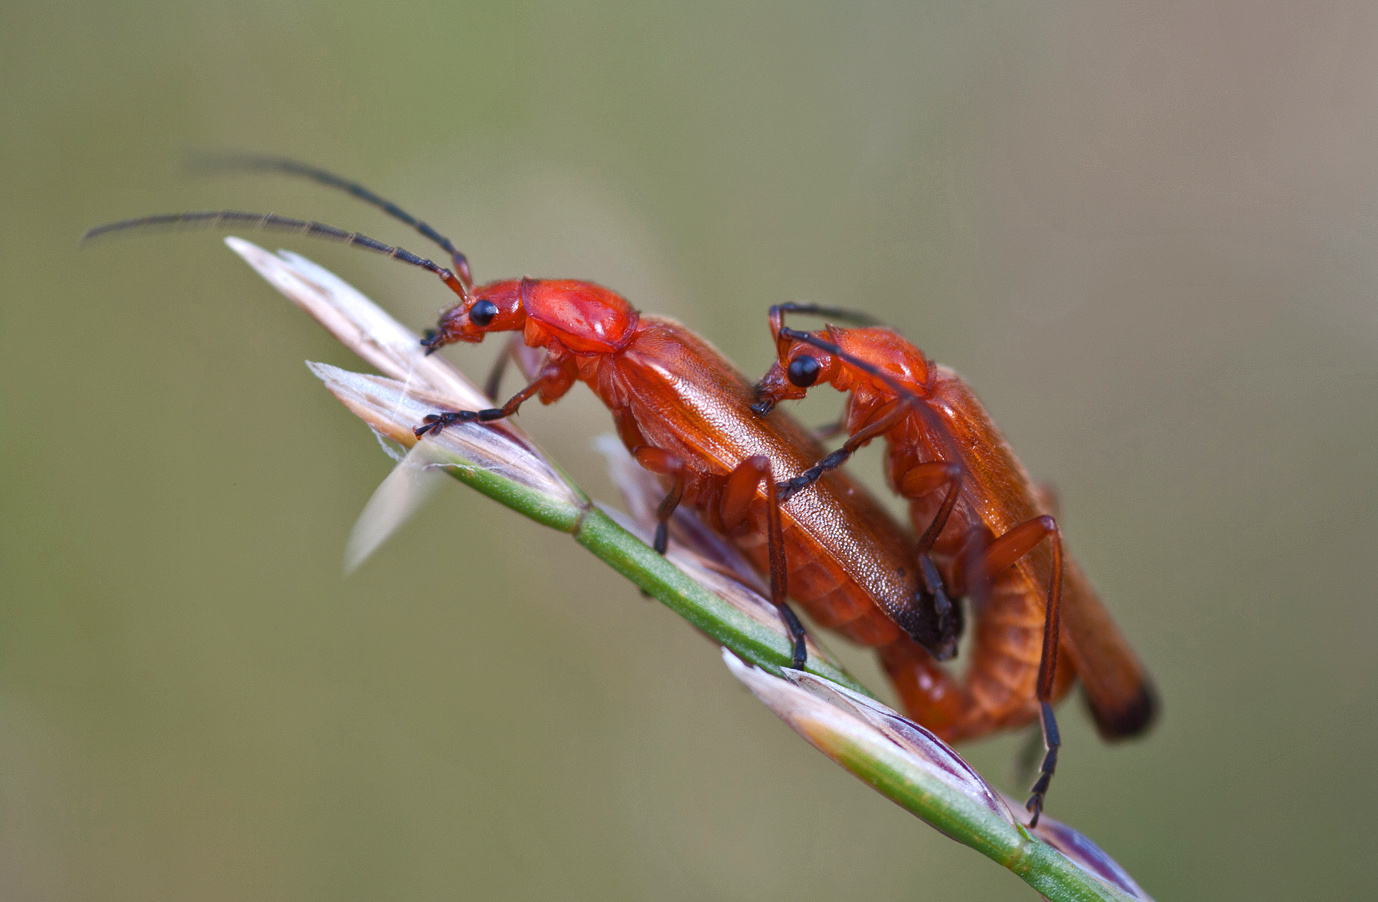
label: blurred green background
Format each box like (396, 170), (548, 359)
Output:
(4, 3), (1376, 899)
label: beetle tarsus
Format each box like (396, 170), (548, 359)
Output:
(413, 409), (482, 437)
(776, 472), (816, 504)
(779, 603), (809, 670)
(1025, 701), (1060, 828)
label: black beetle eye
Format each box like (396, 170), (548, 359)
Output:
(469, 299), (499, 328)
(787, 355), (821, 388)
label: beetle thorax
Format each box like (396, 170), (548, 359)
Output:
(522, 279), (639, 355)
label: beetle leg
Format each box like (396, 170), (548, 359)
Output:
(896, 461), (964, 556)
(628, 449), (805, 667)
(778, 398), (910, 503)
(761, 455), (806, 669)
(718, 455), (807, 669)
(483, 334), (548, 402)
(1026, 701), (1061, 827)
(630, 446), (688, 555)
(977, 516), (1063, 695)
(414, 359), (575, 437)
(482, 335), (517, 401)
(482, 351), (511, 403)
(718, 456), (765, 531)
(970, 514), (1065, 826)
(483, 360), (577, 419)
(878, 461), (967, 657)
(413, 410), (466, 437)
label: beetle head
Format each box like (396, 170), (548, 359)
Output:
(752, 328), (844, 414)
(423, 279), (528, 353)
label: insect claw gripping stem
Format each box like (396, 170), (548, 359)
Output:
(757, 454), (808, 670)
(781, 604), (808, 670)
(412, 402), (517, 437)
(413, 414), (448, 437)
(1026, 701), (1061, 827)
(414, 410), (474, 437)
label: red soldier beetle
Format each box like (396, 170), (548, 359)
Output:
(752, 305), (1158, 824)
(83, 159), (965, 686)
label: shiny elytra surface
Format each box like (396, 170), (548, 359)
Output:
(596, 316), (920, 645)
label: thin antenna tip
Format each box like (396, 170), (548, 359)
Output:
(80, 221), (135, 245)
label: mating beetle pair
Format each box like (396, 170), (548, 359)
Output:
(87, 156), (1156, 825)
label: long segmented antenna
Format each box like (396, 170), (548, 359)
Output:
(81, 211), (469, 299)
(773, 302), (885, 328)
(188, 153), (472, 288)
